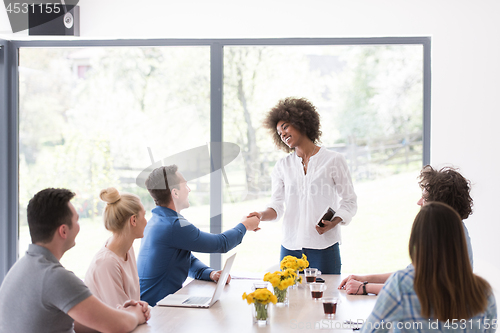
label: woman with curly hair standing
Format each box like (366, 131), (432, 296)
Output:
(248, 97), (357, 274)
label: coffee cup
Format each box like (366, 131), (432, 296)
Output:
(304, 268), (321, 283)
(322, 297), (338, 317)
(309, 283), (327, 300)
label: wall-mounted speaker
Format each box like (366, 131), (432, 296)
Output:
(28, 5), (80, 36)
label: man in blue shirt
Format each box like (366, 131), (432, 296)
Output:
(137, 165), (260, 306)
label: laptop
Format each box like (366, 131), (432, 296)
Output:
(157, 253), (236, 308)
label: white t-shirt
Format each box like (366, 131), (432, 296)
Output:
(267, 147), (357, 250)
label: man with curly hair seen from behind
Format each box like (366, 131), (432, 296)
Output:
(248, 97), (358, 274)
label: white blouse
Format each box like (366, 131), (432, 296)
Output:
(267, 147), (357, 250)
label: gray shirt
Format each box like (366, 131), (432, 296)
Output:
(0, 244), (92, 333)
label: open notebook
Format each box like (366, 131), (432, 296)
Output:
(156, 253), (236, 308)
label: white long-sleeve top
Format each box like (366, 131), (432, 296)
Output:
(267, 147), (357, 250)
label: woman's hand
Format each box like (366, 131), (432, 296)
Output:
(247, 211), (262, 220)
(247, 208), (277, 222)
(241, 216), (261, 231)
(315, 217), (342, 235)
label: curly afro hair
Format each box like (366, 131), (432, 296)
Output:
(263, 97), (322, 153)
(418, 165), (473, 220)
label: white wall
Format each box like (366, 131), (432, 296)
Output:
(1, 0), (499, 292)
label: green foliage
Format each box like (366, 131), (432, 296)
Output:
(223, 45), (424, 193)
(335, 45), (423, 142)
(19, 46), (212, 225)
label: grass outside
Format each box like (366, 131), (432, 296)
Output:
(19, 170), (421, 279)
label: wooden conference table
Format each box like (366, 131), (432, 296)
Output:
(132, 275), (377, 332)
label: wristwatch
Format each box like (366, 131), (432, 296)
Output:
(362, 281), (368, 295)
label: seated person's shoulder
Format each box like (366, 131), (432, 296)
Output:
(88, 248), (123, 274)
(150, 208), (190, 227)
(11, 250), (71, 285)
(175, 216), (192, 228)
(149, 213), (193, 233)
(387, 266), (415, 291)
(45, 260), (76, 276)
(43, 264), (91, 306)
(45, 264), (87, 288)
(3, 254), (91, 315)
(394, 265), (414, 278)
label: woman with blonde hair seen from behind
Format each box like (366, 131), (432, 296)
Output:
(360, 202), (496, 332)
(85, 187), (150, 316)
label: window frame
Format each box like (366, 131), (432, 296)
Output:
(0, 37), (431, 282)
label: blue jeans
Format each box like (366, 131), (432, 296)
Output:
(280, 243), (341, 274)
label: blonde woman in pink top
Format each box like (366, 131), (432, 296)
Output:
(85, 187), (150, 314)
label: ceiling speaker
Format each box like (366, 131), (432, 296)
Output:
(29, 5), (80, 36)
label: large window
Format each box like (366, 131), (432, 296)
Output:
(18, 46), (211, 277)
(4, 38), (429, 281)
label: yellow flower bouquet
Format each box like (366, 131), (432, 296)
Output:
(242, 288), (277, 323)
(280, 254), (309, 272)
(263, 269), (300, 304)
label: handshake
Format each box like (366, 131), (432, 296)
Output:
(240, 214), (261, 232)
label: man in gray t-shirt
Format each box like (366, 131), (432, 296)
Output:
(0, 244), (92, 332)
(0, 188), (150, 333)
